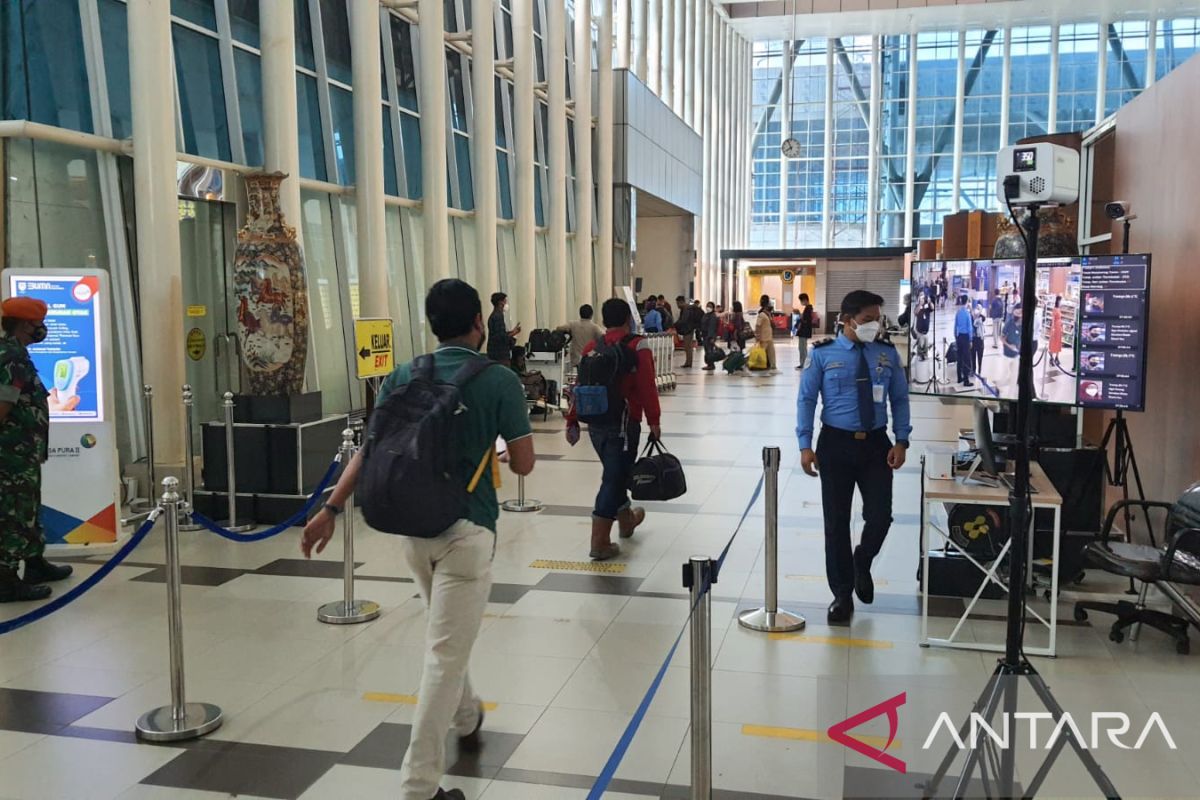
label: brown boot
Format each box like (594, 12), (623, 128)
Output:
(589, 517), (620, 561)
(617, 506), (645, 539)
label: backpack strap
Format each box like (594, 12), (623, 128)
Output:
(413, 354), (436, 381)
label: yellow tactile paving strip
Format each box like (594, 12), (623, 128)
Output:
(529, 559), (628, 574)
(768, 633), (894, 649)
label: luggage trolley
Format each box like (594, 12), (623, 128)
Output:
(525, 344), (570, 418)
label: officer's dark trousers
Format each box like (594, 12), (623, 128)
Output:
(817, 427), (894, 600)
(956, 333), (972, 383)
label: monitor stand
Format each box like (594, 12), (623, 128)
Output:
(960, 454), (1000, 488)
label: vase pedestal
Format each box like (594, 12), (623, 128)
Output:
(231, 391), (323, 424)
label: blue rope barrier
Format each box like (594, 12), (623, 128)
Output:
(0, 512), (160, 636)
(587, 476), (764, 799)
(189, 456), (341, 543)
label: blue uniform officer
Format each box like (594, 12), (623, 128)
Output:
(797, 290), (912, 623)
(954, 294), (975, 387)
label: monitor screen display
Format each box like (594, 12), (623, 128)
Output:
(1014, 148), (1037, 173)
(1075, 253), (1151, 411)
(907, 258), (1082, 406)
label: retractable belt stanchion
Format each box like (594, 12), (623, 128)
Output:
(178, 385), (201, 531)
(136, 478), (223, 742)
(687, 556), (713, 800)
(221, 392), (253, 533)
(318, 429), (381, 625)
(738, 446), (806, 633)
(502, 474), (543, 513)
(144, 385), (157, 505)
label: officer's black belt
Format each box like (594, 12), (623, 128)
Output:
(821, 425), (887, 441)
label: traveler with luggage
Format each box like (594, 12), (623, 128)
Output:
(555, 304), (605, 368)
(795, 293), (815, 371)
(565, 298), (662, 561)
(754, 294), (778, 373)
(700, 302), (721, 371)
(301, 279), (535, 800)
(486, 291), (521, 367)
(673, 295), (704, 369)
(729, 301), (747, 352)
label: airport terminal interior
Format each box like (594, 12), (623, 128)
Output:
(3, 1), (1200, 798)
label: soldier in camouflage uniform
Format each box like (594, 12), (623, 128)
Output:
(0, 296), (72, 603)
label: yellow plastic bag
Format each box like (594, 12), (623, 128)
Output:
(747, 345), (768, 370)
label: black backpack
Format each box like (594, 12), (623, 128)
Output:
(574, 335), (637, 426)
(359, 354), (497, 538)
(529, 328), (569, 353)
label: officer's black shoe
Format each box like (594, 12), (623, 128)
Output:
(429, 789), (466, 800)
(853, 547), (875, 605)
(827, 595), (854, 624)
(23, 556), (73, 584)
(0, 566), (52, 603)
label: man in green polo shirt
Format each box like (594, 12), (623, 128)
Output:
(302, 279), (534, 800)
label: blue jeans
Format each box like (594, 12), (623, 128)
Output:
(588, 422), (641, 520)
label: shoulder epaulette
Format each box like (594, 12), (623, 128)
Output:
(812, 338), (836, 349)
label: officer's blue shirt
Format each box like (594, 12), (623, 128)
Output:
(796, 333), (912, 451)
(955, 306), (974, 337)
(643, 308), (663, 333)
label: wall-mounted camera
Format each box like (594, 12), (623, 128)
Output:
(1105, 201), (1136, 221)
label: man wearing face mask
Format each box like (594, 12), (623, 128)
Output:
(796, 290), (911, 624)
(0, 297), (73, 602)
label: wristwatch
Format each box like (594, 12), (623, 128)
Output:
(322, 502), (343, 516)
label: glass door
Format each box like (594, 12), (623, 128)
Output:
(179, 198), (239, 440)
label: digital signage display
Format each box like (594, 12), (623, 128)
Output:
(1076, 254), (1151, 412)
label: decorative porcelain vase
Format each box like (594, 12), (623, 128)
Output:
(233, 173), (309, 396)
(993, 208), (1079, 259)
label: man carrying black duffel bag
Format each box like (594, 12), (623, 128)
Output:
(566, 298), (662, 561)
(301, 279), (534, 800)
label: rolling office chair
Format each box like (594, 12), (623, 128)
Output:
(1074, 483), (1200, 654)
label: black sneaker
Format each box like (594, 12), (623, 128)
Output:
(827, 595), (854, 624)
(853, 546), (875, 605)
(459, 703), (484, 751)
(429, 790), (465, 800)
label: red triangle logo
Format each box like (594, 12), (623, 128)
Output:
(827, 691), (907, 773)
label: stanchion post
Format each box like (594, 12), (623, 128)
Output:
(738, 446), (806, 633)
(136, 478), (223, 742)
(688, 556), (713, 800)
(318, 429), (381, 625)
(178, 385), (201, 531)
(141, 385), (156, 510)
(502, 474), (543, 512)
(221, 392), (253, 532)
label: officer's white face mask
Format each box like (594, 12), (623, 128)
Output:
(852, 320), (881, 343)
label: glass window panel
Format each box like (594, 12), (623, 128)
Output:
(330, 86), (356, 185)
(173, 24), (232, 161)
(2, 0), (93, 133)
(453, 132), (474, 210)
(172, 0), (216, 30)
(295, 0), (316, 69)
(448, 51), (469, 132)
(497, 150), (513, 219)
(299, 190), (353, 414)
(1104, 21), (1149, 117)
(296, 73), (327, 181)
(235, 49), (264, 165)
(319, 0), (353, 84)
(1007, 26), (1052, 146)
(228, 0), (260, 47)
(1156, 18), (1200, 81)
(390, 16), (419, 112)
(98, 0), (132, 139)
(383, 107), (399, 196)
(1056, 23), (1099, 133)
(399, 112), (423, 198)
(495, 76), (510, 147)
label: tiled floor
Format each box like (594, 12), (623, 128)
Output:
(1, 343), (1197, 799)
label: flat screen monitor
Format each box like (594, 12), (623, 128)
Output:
(907, 258), (1082, 406)
(1075, 253), (1152, 412)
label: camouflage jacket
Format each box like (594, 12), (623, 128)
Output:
(0, 334), (49, 466)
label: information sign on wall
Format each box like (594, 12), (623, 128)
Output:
(354, 318), (395, 379)
(3, 270), (120, 546)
